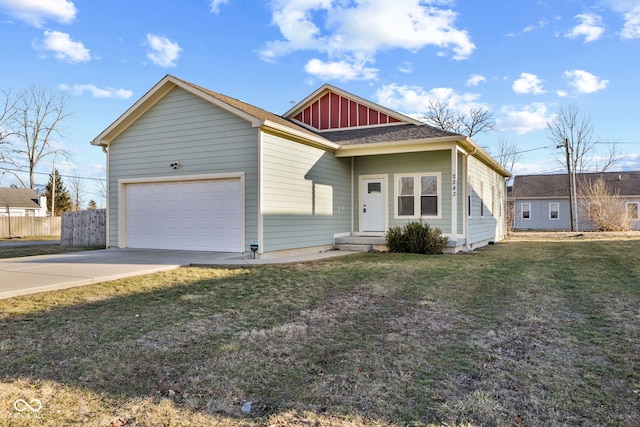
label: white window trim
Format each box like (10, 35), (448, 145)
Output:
(549, 202), (559, 220)
(394, 172), (442, 219)
(627, 202), (639, 220)
(521, 202), (531, 220)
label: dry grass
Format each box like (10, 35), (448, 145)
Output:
(1, 233), (639, 426)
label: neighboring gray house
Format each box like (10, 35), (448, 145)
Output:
(511, 172), (640, 231)
(0, 188), (47, 217)
(91, 75), (510, 257)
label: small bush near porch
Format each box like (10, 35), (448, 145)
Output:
(0, 232), (639, 426)
(386, 220), (449, 254)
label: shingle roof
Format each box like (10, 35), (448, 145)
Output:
(319, 124), (462, 145)
(176, 78), (324, 141)
(0, 188), (41, 209)
(177, 77), (463, 147)
(512, 172), (640, 198)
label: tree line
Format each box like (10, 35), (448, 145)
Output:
(1, 85), (99, 214)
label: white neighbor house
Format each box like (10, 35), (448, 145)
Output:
(91, 75), (510, 258)
(0, 188), (47, 217)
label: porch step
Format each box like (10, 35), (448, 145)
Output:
(335, 243), (372, 252)
(334, 235), (388, 252)
(334, 236), (386, 245)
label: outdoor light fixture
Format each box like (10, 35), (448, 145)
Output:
(170, 162), (180, 170)
(250, 241), (259, 259)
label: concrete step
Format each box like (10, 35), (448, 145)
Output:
(335, 244), (372, 252)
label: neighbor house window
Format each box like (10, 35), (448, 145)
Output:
(549, 203), (559, 220)
(522, 203), (531, 219)
(628, 202), (639, 220)
(396, 173), (440, 218)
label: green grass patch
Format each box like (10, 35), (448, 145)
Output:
(1, 236), (639, 426)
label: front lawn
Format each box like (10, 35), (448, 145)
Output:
(1, 234), (639, 426)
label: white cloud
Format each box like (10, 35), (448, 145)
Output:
(512, 72), (545, 95)
(563, 69), (609, 93)
(398, 61), (413, 74)
(260, 0), (475, 81)
(59, 84), (133, 99)
(35, 30), (90, 63)
(466, 74), (486, 87)
(374, 83), (485, 116)
(565, 13), (605, 42)
(497, 103), (553, 134)
(305, 58), (378, 81)
(523, 19), (548, 33)
(209, 0), (229, 14)
(602, 1), (640, 39)
(0, 0), (76, 27)
(557, 89), (569, 97)
(146, 34), (182, 67)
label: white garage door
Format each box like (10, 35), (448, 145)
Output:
(126, 179), (241, 251)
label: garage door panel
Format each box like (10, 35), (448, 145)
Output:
(126, 179), (242, 251)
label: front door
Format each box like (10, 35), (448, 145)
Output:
(363, 178), (385, 232)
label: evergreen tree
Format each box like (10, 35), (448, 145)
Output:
(45, 169), (72, 216)
(87, 199), (97, 210)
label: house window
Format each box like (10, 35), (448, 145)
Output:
(522, 203), (531, 219)
(396, 173), (440, 218)
(628, 202), (639, 220)
(549, 203), (559, 220)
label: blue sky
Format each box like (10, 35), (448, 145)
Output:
(1, 0), (639, 207)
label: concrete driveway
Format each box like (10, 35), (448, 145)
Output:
(0, 247), (356, 300)
(0, 249), (250, 299)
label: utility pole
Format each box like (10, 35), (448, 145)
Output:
(563, 137), (575, 231)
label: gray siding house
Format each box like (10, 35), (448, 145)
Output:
(511, 172), (640, 231)
(91, 75), (510, 257)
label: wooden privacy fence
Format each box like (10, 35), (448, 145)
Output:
(0, 216), (61, 238)
(61, 209), (106, 247)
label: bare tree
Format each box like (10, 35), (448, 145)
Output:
(68, 174), (86, 211)
(596, 142), (624, 172)
(547, 105), (619, 173)
(422, 99), (495, 138)
(1, 90), (18, 172)
(3, 85), (72, 189)
(493, 138), (522, 176)
(579, 176), (632, 231)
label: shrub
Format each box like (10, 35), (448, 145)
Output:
(385, 220), (449, 254)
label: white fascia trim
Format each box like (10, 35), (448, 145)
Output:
(335, 137), (459, 157)
(261, 120), (340, 150)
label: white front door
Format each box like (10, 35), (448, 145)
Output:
(363, 178), (385, 232)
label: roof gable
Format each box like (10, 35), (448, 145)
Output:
(91, 74), (329, 148)
(284, 84), (422, 132)
(0, 188), (41, 209)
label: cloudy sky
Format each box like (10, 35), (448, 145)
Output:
(1, 0), (639, 205)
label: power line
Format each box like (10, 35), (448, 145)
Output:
(0, 167), (105, 182)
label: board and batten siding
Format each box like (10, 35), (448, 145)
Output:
(354, 150), (453, 233)
(261, 132), (351, 252)
(467, 156), (507, 246)
(106, 87), (259, 251)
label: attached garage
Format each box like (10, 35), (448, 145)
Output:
(124, 178), (242, 252)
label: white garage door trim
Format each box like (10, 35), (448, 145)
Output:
(118, 173), (245, 252)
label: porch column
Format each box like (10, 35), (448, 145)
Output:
(451, 148), (457, 237)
